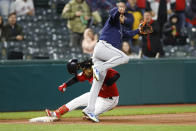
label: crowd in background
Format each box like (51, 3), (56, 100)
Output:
(0, 0), (196, 60)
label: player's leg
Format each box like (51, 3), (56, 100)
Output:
(65, 92), (89, 111)
(46, 92), (90, 118)
(93, 41), (129, 74)
(83, 41), (127, 112)
(82, 71), (107, 122)
(94, 96), (119, 116)
(82, 41), (127, 122)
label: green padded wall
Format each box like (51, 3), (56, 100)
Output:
(0, 59), (196, 112)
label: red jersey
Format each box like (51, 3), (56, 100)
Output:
(77, 69), (119, 98)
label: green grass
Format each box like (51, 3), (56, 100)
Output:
(1, 105), (196, 131)
(0, 105), (196, 120)
(0, 124), (196, 131)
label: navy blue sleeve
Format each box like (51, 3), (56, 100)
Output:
(123, 14), (133, 29)
(109, 7), (120, 22)
(123, 29), (140, 38)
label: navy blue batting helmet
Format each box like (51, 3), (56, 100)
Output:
(67, 59), (78, 75)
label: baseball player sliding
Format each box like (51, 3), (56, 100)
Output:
(45, 59), (120, 121)
(82, 4), (145, 122)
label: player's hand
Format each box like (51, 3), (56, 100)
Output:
(58, 83), (67, 93)
(118, 7), (125, 14)
(119, 14), (125, 24)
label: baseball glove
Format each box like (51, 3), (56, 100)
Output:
(139, 22), (153, 35)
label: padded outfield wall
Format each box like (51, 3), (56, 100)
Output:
(0, 58), (196, 112)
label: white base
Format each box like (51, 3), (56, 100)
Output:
(29, 116), (59, 123)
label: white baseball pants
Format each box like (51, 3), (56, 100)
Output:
(66, 92), (119, 116)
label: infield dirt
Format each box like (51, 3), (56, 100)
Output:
(1, 104), (196, 125)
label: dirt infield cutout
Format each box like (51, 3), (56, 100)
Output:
(0, 113), (196, 125)
(1, 104), (196, 125)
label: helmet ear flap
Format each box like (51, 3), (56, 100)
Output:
(67, 59), (78, 75)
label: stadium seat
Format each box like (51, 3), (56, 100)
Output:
(34, 0), (50, 8)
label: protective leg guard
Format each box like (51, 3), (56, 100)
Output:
(55, 105), (69, 118)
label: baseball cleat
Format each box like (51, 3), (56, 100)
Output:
(82, 111), (99, 123)
(45, 109), (60, 119)
(92, 66), (100, 81)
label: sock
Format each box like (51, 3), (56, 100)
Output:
(55, 105), (69, 118)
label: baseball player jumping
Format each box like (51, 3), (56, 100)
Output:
(45, 59), (120, 121)
(82, 5), (143, 122)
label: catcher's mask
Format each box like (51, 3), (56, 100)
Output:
(67, 59), (78, 75)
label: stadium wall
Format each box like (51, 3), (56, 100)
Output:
(0, 59), (196, 112)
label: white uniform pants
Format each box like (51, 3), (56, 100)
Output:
(66, 92), (119, 116)
(84, 40), (129, 113)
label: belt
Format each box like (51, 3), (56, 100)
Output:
(99, 40), (108, 44)
(108, 97), (113, 100)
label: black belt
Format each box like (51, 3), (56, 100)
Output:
(109, 97), (113, 100)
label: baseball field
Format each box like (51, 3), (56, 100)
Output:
(0, 104), (196, 131)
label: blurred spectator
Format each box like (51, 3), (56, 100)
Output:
(171, 0), (186, 28)
(157, 0), (168, 36)
(82, 28), (98, 54)
(121, 41), (141, 59)
(163, 14), (187, 45)
(88, 10), (102, 34)
(126, 0), (143, 49)
(148, 0), (172, 21)
(86, 0), (116, 25)
(90, 11), (102, 26)
(0, 0), (12, 16)
(0, 15), (4, 41)
(137, 0), (151, 14)
(2, 13), (24, 41)
(10, 0), (35, 16)
(62, 0), (91, 48)
(86, 0), (116, 11)
(141, 11), (164, 58)
(185, 0), (196, 27)
(3, 13), (24, 60)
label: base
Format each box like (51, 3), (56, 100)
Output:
(29, 116), (59, 123)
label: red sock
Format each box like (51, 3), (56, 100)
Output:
(55, 105), (69, 118)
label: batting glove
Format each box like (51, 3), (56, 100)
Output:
(58, 83), (67, 93)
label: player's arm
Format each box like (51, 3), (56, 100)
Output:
(58, 76), (78, 93)
(66, 76), (79, 87)
(109, 7), (121, 23)
(123, 29), (140, 38)
(58, 73), (86, 93)
(123, 15), (133, 28)
(105, 72), (120, 86)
